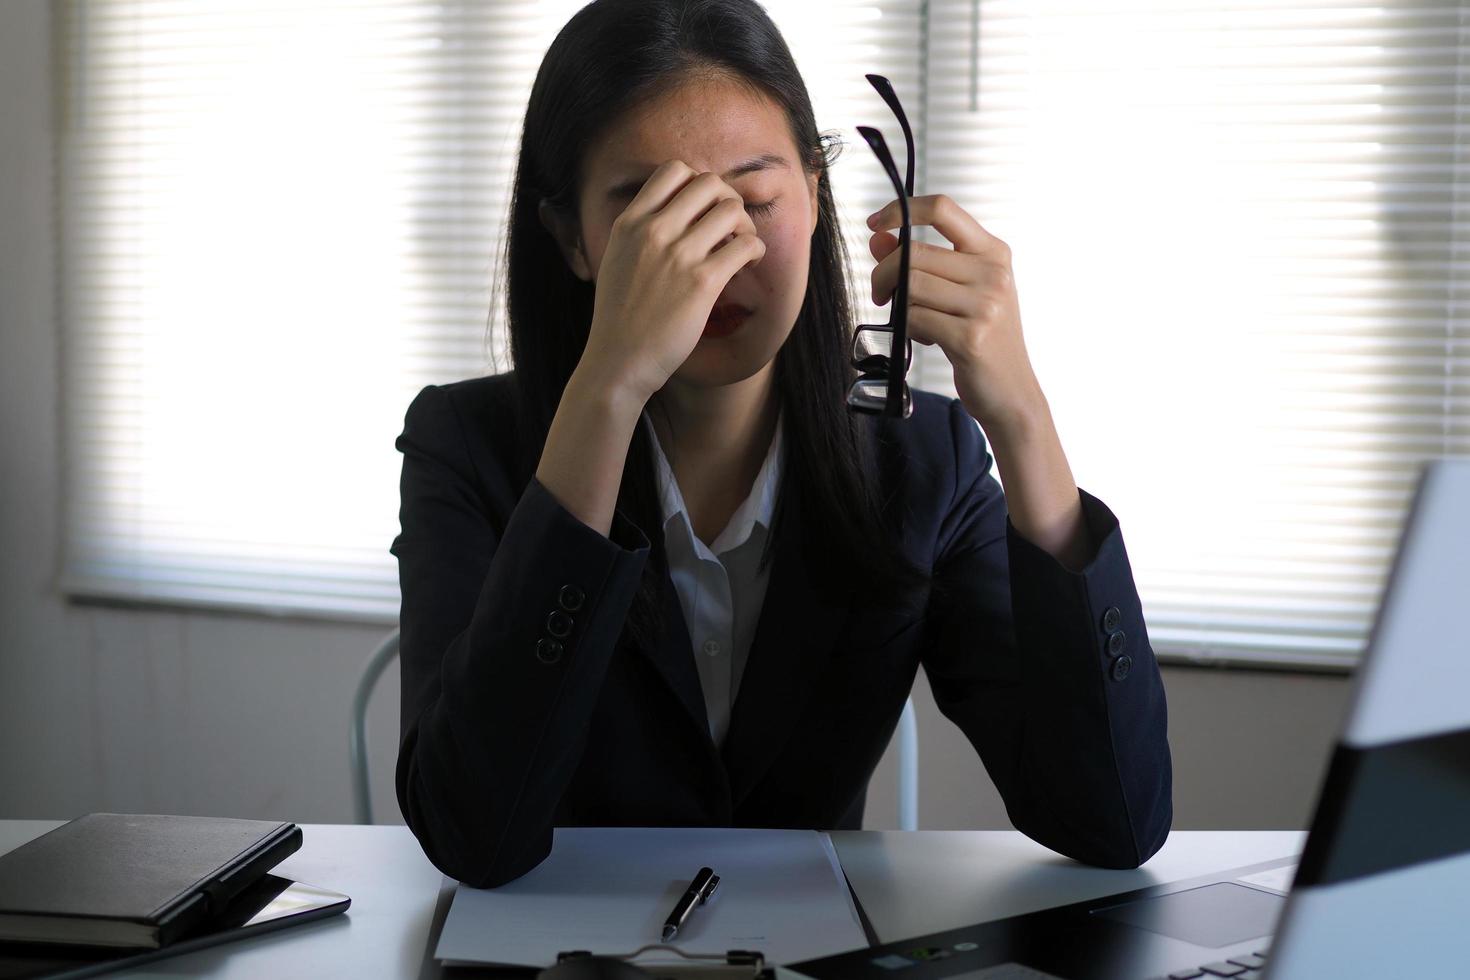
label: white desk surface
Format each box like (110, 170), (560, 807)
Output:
(0, 820), (1305, 978)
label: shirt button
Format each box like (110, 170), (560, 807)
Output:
(702, 639), (721, 657)
(536, 638), (564, 664)
(546, 610), (573, 639)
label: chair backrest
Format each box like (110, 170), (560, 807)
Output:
(349, 628), (401, 825)
(349, 627), (920, 828)
(895, 695), (919, 831)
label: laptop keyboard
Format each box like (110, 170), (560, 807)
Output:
(1146, 948), (1269, 979)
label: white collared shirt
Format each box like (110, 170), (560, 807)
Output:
(640, 407), (784, 747)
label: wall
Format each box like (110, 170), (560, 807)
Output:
(0, 0), (1352, 834)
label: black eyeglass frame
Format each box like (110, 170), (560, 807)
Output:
(847, 73), (915, 420)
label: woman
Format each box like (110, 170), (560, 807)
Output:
(390, 0), (1171, 889)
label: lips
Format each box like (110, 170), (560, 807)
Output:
(702, 302), (753, 339)
(708, 302), (752, 319)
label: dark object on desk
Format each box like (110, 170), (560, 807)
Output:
(779, 855), (1291, 980)
(537, 954), (655, 980)
(540, 948), (771, 980)
(0, 873), (349, 980)
(0, 813), (301, 949)
(661, 867), (719, 943)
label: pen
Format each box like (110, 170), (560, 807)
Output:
(661, 866), (719, 942)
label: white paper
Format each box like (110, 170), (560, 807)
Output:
(435, 826), (871, 969)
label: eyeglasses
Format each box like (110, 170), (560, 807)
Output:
(846, 72), (914, 420)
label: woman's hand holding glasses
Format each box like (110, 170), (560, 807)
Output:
(866, 192), (1044, 438)
(858, 75), (1088, 571)
(853, 74), (1044, 438)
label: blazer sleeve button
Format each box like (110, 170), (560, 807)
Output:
(1101, 606), (1122, 632)
(1111, 654), (1133, 681)
(558, 584), (585, 612)
(536, 638), (564, 664)
(546, 610), (573, 639)
(1107, 629), (1127, 657)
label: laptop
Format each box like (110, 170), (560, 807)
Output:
(779, 458), (1470, 980)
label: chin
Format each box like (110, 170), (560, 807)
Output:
(669, 354), (768, 389)
(672, 320), (794, 389)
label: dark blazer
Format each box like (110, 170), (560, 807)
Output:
(391, 372), (1172, 889)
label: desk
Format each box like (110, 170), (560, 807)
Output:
(0, 821), (1304, 979)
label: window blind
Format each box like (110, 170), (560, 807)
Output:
(55, 0), (922, 622)
(59, 1), (1464, 669)
(915, 0), (1469, 669)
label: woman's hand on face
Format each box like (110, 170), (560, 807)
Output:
(866, 194), (1046, 436)
(581, 159), (767, 404)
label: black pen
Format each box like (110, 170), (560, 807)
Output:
(661, 866), (720, 942)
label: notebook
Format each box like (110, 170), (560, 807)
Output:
(435, 826), (872, 970)
(0, 813), (302, 949)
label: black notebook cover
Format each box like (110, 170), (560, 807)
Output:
(0, 813), (302, 950)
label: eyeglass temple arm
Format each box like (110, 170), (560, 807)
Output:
(856, 124), (911, 418)
(864, 74), (916, 419)
(864, 74), (914, 197)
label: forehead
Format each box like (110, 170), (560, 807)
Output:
(588, 75), (797, 196)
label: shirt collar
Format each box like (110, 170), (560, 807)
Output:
(641, 405), (784, 558)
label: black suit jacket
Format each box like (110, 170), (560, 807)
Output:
(391, 372), (1172, 888)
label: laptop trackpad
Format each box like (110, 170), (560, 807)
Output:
(1089, 882), (1283, 948)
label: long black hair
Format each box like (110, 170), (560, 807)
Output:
(501, 0), (931, 653)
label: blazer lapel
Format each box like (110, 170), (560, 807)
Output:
(634, 526), (715, 747)
(720, 475), (851, 810)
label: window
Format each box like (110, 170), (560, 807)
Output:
(58, 1), (1467, 668)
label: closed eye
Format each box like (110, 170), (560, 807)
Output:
(745, 200), (777, 218)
